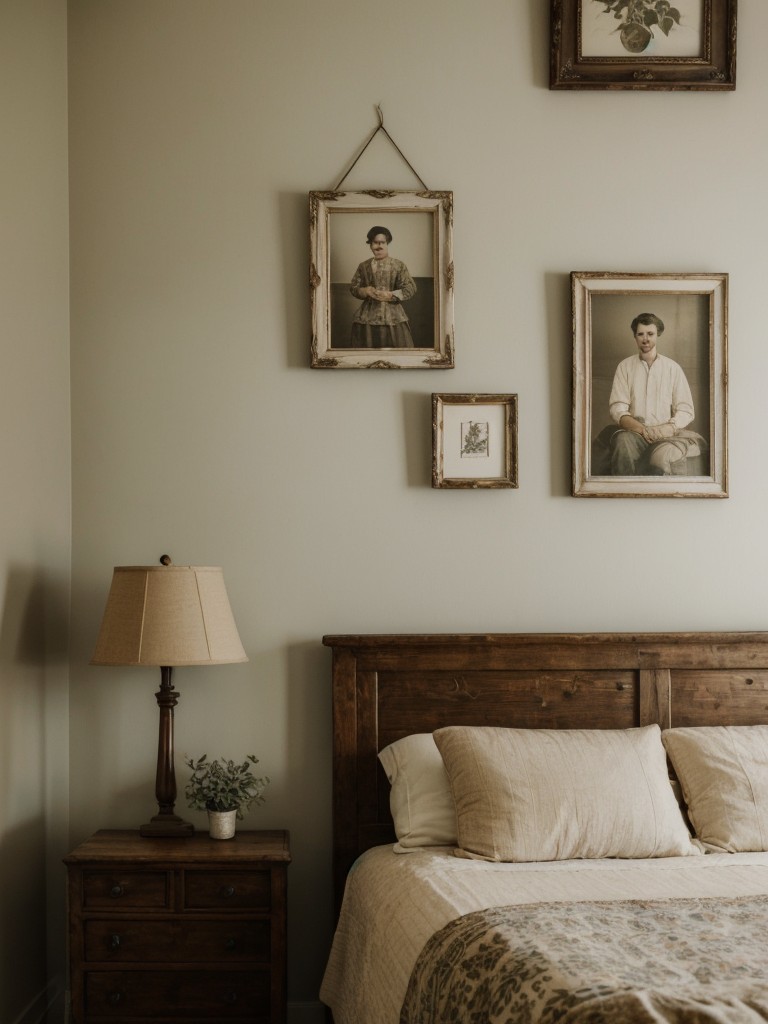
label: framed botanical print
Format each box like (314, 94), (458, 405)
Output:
(310, 190), (454, 369)
(572, 271), (728, 498)
(432, 394), (519, 489)
(550, 0), (737, 90)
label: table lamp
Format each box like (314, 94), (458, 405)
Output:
(90, 556), (248, 837)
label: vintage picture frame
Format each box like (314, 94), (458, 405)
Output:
(309, 190), (454, 369)
(572, 272), (728, 498)
(550, 0), (737, 90)
(432, 394), (519, 489)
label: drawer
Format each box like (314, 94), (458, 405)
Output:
(84, 918), (270, 963)
(85, 969), (270, 1018)
(184, 870), (271, 910)
(82, 871), (170, 909)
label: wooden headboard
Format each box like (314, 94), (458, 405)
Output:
(324, 631), (768, 906)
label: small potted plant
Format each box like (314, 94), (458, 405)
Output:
(184, 754), (269, 839)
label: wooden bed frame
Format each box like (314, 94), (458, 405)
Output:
(324, 631), (768, 908)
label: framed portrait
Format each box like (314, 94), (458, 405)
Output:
(572, 272), (728, 498)
(432, 394), (519, 489)
(309, 190), (454, 369)
(550, 0), (737, 90)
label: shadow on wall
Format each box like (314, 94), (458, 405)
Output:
(285, 640), (334, 1007)
(0, 567), (56, 1023)
(0, 821), (48, 1024)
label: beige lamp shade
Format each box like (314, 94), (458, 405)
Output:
(91, 565), (248, 667)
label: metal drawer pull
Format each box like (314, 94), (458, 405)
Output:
(225, 937), (236, 951)
(224, 992), (238, 1005)
(109, 934), (121, 951)
(109, 884), (124, 898)
(221, 885), (236, 898)
(107, 992), (123, 1006)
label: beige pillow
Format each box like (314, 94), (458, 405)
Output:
(663, 725), (768, 852)
(433, 725), (697, 862)
(378, 734), (458, 852)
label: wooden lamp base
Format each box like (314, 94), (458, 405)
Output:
(142, 666), (195, 837)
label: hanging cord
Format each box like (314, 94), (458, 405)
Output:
(333, 105), (429, 191)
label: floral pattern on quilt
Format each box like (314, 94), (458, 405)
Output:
(400, 895), (768, 1023)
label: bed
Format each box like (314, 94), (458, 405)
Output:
(319, 632), (768, 1024)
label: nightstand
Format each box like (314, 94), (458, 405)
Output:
(64, 829), (290, 1023)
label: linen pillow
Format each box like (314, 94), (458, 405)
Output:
(378, 734), (458, 852)
(662, 725), (768, 852)
(433, 724), (697, 862)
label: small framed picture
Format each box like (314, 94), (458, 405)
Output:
(550, 0), (737, 90)
(572, 271), (728, 498)
(432, 394), (519, 489)
(309, 190), (454, 369)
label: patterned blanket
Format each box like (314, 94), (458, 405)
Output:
(400, 895), (768, 1023)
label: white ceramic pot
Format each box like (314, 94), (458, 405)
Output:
(208, 808), (237, 840)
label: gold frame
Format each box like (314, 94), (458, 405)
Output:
(309, 190), (454, 369)
(572, 271), (728, 498)
(432, 394), (519, 489)
(551, 0), (737, 91)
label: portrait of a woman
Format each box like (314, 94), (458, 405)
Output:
(349, 226), (416, 348)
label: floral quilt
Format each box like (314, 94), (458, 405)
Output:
(400, 895), (768, 1023)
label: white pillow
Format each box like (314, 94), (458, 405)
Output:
(663, 725), (768, 852)
(433, 724), (697, 862)
(378, 734), (458, 853)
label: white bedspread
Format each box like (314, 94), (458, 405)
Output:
(320, 845), (768, 1024)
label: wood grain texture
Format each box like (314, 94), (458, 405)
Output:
(64, 830), (290, 1023)
(326, 632), (768, 913)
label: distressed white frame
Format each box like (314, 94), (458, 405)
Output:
(310, 190), (454, 369)
(572, 271), (728, 498)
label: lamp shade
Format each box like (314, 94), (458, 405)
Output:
(91, 565), (248, 667)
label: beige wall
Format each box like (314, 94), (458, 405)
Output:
(0, 1), (70, 1021)
(66, 2), (768, 1021)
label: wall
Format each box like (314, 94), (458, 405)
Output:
(0, 2), (70, 1021)
(67, 2), (768, 1020)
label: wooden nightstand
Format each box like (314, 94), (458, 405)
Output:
(64, 829), (290, 1023)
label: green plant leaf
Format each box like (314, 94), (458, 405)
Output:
(184, 753), (269, 820)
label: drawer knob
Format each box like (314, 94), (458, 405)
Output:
(109, 934), (121, 951)
(224, 991), (239, 1005)
(109, 884), (124, 899)
(107, 991), (123, 1006)
(225, 937), (236, 951)
(221, 885), (236, 898)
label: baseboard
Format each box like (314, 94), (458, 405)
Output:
(10, 979), (63, 1024)
(288, 1000), (327, 1024)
